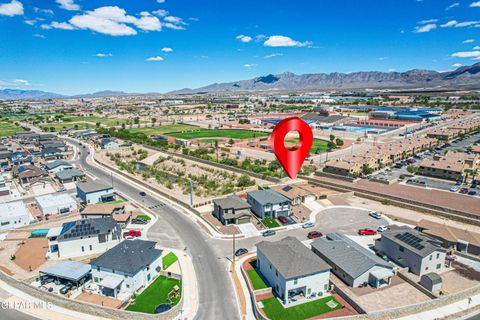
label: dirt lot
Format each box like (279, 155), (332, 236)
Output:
(76, 292), (123, 309)
(333, 274), (431, 312)
(440, 263), (480, 295)
(13, 238), (48, 272)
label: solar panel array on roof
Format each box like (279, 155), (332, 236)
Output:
(395, 232), (425, 251)
(282, 185), (293, 192)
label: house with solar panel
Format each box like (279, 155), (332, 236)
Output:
(375, 225), (447, 276)
(46, 217), (122, 259)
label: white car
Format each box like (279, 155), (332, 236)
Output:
(377, 225), (388, 232)
(450, 186), (459, 192)
(369, 211), (382, 219)
(302, 222), (315, 229)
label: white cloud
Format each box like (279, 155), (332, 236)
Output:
(153, 9), (168, 17)
(33, 33), (46, 39)
(441, 20), (480, 28)
(414, 23), (437, 33)
(243, 64), (257, 68)
(33, 7), (54, 15)
(451, 50), (480, 59)
(377, 57), (389, 61)
(95, 53), (112, 57)
(161, 47), (173, 52)
(263, 35), (312, 47)
(157, 0), (166, 3)
(146, 56), (164, 61)
(69, 6), (163, 36)
(264, 53), (283, 58)
(446, 2), (460, 10)
(474, 46), (480, 50)
(236, 34), (252, 43)
(13, 79), (30, 86)
(56, 0), (80, 11)
(0, 0), (23, 16)
(464, 39), (475, 43)
(452, 63), (463, 67)
(43, 21), (75, 30)
(388, 68), (396, 72)
(162, 15), (186, 30)
(419, 19), (438, 24)
(470, 1), (480, 7)
(441, 20), (457, 27)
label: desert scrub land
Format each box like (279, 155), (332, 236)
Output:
(102, 147), (264, 204)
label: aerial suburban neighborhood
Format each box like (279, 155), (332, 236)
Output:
(1, 1), (480, 320)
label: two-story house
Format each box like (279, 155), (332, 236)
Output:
(213, 195), (252, 225)
(247, 189), (291, 219)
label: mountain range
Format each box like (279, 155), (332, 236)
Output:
(1, 63), (479, 100)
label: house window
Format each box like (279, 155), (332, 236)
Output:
(324, 284), (328, 291)
(436, 253), (440, 259)
(294, 278), (298, 285)
(89, 245), (93, 251)
(81, 246), (84, 252)
(429, 255), (432, 261)
(436, 263), (441, 269)
(126, 284), (130, 288)
(94, 277), (99, 283)
(97, 266), (100, 271)
(275, 271), (278, 277)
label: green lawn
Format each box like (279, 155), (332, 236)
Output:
(0, 122), (23, 137)
(247, 269), (268, 290)
(136, 214), (152, 221)
(167, 129), (269, 140)
(100, 199), (125, 204)
(262, 218), (280, 229)
(285, 138), (330, 154)
(64, 116), (136, 126)
(162, 252), (178, 270)
(126, 276), (181, 314)
(42, 122), (97, 131)
(260, 296), (344, 320)
(129, 124), (201, 135)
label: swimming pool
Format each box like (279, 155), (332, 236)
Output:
(331, 125), (387, 134)
(31, 229), (49, 237)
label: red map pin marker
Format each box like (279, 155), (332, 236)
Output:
(270, 117), (313, 179)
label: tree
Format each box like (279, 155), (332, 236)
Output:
(362, 164), (373, 176)
(237, 174), (254, 187)
(335, 138), (344, 147)
(214, 140), (219, 162)
(327, 141), (336, 150)
(228, 138), (235, 145)
(96, 122), (101, 127)
(329, 134), (335, 142)
(406, 165), (418, 174)
(151, 118), (157, 126)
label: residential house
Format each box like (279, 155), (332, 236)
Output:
(45, 160), (73, 173)
(0, 151), (11, 171)
(35, 193), (78, 216)
(213, 195), (252, 225)
(247, 189), (291, 219)
(41, 147), (65, 160)
(55, 168), (85, 184)
(271, 184), (317, 206)
(90, 240), (162, 299)
(81, 203), (131, 226)
(0, 201), (31, 231)
(100, 138), (120, 150)
(13, 165), (48, 187)
(323, 159), (362, 177)
(256, 237), (331, 305)
(311, 233), (394, 288)
(10, 151), (32, 166)
(46, 217), (122, 259)
(375, 226), (447, 276)
(77, 180), (115, 204)
(0, 174), (9, 196)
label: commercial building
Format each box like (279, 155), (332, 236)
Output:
(375, 226), (447, 276)
(311, 233), (393, 288)
(256, 237), (331, 305)
(91, 240), (162, 299)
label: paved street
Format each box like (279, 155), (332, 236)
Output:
(72, 140), (240, 320)
(0, 308), (40, 320)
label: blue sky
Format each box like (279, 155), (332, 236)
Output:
(1, 0), (480, 94)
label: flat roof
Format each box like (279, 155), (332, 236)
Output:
(40, 261), (91, 282)
(0, 201), (30, 219)
(35, 193), (77, 208)
(99, 276), (123, 289)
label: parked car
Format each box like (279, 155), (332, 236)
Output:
(132, 218), (148, 225)
(450, 186), (459, 192)
(307, 231), (322, 239)
(60, 283), (73, 294)
(369, 211), (382, 219)
(468, 190), (477, 196)
(278, 216), (288, 224)
(358, 228), (377, 236)
(235, 248), (248, 256)
(123, 230), (142, 238)
(460, 188), (469, 194)
(57, 187), (66, 193)
(262, 230), (276, 237)
(302, 222), (315, 229)
(377, 225), (388, 232)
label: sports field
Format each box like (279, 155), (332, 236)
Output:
(285, 138), (329, 154)
(129, 124), (201, 135)
(167, 129), (269, 140)
(0, 122), (23, 137)
(43, 122), (97, 131)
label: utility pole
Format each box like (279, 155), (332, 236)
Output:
(110, 172), (114, 189)
(189, 180), (193, 206)
(231, 232), (236, 270)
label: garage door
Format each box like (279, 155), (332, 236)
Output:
(304, 195), (316, 203)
